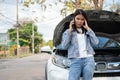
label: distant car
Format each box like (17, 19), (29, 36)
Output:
(40, 46), (52, 54)
(45, 10), (120, 80)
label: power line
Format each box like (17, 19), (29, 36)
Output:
(0, 20), (14, 25)
(0, 13), (16, 23)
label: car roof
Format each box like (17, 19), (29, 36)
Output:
(53, 10), (120, 47)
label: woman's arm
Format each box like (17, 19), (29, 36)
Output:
(59, 29), (72, 49)
(83, 19), (99, 46)
(86, 29), (99, 46)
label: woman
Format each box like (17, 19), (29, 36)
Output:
(57, 9), (99, 80)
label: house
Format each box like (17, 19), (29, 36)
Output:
(0, 33), (9, 46)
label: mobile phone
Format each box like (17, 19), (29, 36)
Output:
(71, 18), (75, 29)
(72, 23), (75, 29)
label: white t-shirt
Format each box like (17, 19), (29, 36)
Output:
(77, 28), (93, 58)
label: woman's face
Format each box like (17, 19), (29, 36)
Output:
(75, 14), (85, 28)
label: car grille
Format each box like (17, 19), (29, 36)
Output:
(95, 62), (107, 71)
(108, 62), (120, 70)
(95, 62), (120, 73)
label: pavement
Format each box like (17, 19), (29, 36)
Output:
(0, 53), (120, 80)
(0, 53), (51, 80)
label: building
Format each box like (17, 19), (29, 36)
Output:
(0, 33), (9, 46)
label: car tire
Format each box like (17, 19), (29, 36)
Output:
(45, 63), (48, 80)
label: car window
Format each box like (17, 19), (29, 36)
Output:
(93, 36), (120, 48)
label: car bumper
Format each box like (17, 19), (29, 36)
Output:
(46, 58), (120, 80)
(47, 58), (69, 80)
(94, 62), (120, 74)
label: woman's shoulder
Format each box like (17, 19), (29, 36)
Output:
(63, 29), (69, 33)
(64, 29), (76, 33)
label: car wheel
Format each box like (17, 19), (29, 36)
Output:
(45, 63), (48, 80)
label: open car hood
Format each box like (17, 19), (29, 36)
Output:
(53, 10), (120, 47)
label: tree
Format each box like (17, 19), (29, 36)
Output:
(8, 21), (43, 53)
(93, 0), (104, 10)
(23, 0), (46, 7)
(110, 0), (120, 14)
(47, 40), (53, 49)
(61, 0), (104, 17)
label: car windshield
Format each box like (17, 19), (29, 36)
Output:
(93, 36), (120, 49)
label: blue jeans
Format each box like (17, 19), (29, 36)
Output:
(68, 57), (95, 80)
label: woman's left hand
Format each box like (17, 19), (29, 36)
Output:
(83, 19), (90, 31)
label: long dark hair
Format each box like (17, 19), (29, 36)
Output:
(73, 9), (89, 33)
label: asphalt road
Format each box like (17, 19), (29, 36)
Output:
(0, 53), (51, 80)
(0, 53), (120, 80)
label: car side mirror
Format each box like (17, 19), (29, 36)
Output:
(53, 49), (56, 52)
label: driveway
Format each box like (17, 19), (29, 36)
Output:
(0, 53), (51, 80)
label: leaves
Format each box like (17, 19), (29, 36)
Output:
(8, 21), (43, 53)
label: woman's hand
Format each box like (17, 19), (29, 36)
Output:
(83, 19), (90, 31)
(69, 19), (74, 32)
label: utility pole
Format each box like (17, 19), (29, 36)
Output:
(32, 22), (34, 54)
(16, 0), (19, 57)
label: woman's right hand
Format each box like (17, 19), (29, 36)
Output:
(69, 19), (74, 32)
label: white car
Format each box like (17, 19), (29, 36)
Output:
(45, 10), (120, 80)
(40, 46), (52, 54)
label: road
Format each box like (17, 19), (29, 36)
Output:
(0, 53), (51, 80)
(0, 53), (120, 80)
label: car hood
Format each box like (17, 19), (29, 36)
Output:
(53, 10), (120, 47)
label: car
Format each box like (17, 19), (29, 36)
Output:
(45, 10), (120, 80)
(40, 46), (52, 54)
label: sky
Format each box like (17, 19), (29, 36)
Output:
(0, 0), (120, 42)
(0, 0), (64, 42)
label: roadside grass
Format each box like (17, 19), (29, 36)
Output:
(0, 52), (34, 59)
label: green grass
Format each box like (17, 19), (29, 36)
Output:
(0, 53), (33, 59)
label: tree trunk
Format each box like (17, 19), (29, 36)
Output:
(93, 0), (99, 10)
(93, 0), (104, 10)
(75, 0), (81, 9)
(100, 0), (104, 10)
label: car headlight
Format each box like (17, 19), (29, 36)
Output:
(52, 55), (71, 69)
